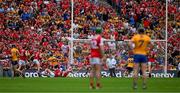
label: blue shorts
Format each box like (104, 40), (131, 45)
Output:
(133, 54), (147, 63)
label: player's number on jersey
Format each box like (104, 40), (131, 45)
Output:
(138, 40), (144, 47)
(91, 40), (98, 49)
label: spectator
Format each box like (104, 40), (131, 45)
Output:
(2, 59), (12, 77)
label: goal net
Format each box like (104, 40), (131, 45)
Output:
(68, 39), (167, 73)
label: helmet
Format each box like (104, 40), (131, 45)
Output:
(96, 27), (102, 34)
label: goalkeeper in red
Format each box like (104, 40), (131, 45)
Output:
(89, 28), (104, 89)
(130, 28), (151, 89)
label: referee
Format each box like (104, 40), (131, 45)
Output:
(106, 54), (117, 77)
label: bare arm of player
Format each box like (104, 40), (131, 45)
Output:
(17, 50), (20, 58)
(147, 42), (153, 54)
(99, 38), (104, 58)
(100, 45), (104, 57)
(148, 42), (153, 49)
(99, 38), (105, 64)
(29, 54), (34, 61)
(128, 41), (135, 50)
(129, 36), (136, 49)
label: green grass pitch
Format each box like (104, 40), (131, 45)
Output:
(0, 78), (180, 93)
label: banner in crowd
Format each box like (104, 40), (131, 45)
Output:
(24, 69), (178, 78)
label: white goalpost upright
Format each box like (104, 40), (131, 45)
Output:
(70, 0), (74, 64)
(165, 0), (168, 74)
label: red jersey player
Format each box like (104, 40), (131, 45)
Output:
(89, 28), (104, 89)
(32, 50), (41, 72)
(41, 65), (72, 78)
(17, 47), (27, 76)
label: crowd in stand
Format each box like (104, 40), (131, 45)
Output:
(0, 0), (179, 77)
(0, 0), (71, 77)
(73, 0), (166, 40)
(167, 0), (179, 70)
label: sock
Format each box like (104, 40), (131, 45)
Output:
(96, 83), (101, 87)
(90, 83), (94, 87)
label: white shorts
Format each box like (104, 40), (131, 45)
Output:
(148, 62), (151, 66)
(49, 71), (55, 78)
(90, 57), (101, 65)
(41, 71), (55, 78)
(18, 60), (26, 66)
(33, 59), (40, 64)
